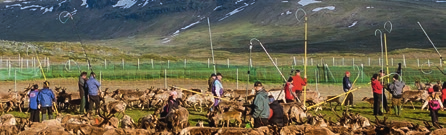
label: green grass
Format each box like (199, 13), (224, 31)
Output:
(6, 102), (445, 128)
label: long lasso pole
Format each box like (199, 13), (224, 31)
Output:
(208, 17), (216, 74)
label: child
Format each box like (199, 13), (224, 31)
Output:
(29, 84), (40, 122)
(422, 93), (444, 125)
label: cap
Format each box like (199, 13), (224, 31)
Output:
(345, 71), (350, 74)
(254, 81), (262, 87)
(170, 91), (178, 96)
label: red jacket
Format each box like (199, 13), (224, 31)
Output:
(442, 88), (446, 102)
(371, 79), (383, 94)
(428, 88), (434, 94)
(285, 82), (294, 100)
(292, 75), (307, 91)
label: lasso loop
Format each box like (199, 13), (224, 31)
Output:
(295, 8), (306, 22)
(59, 11), (73, 24)
(384, 21), (393, 33)
(421, 62), (436, 74)
(64, 59), (81, 73)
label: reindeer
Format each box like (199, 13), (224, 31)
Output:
(120, 115), (136, 129)
(402, 90), (429, 110)
(362, 97), (374, 108)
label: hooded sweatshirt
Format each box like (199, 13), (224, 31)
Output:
(388, 80), (405, 98)
(29, 89), (39, 110)
(38, 87), (55, 107)
(252, 89), (270, 119)
(87, 76), (101, 96)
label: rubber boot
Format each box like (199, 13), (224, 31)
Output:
(393, 106), (398, 116)
(49, 115), (54, 120)
(42, 114), (47, 121)
(80, 97), (86, 114)
(398, 106), (402, 116)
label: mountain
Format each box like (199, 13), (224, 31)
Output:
(0, 0), (446, 56)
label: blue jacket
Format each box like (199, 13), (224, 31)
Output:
(29, 89), (39, 110)
(38, 88), (55, 107)
(87, 76), (101, 96)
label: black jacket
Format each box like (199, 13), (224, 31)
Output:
(343, 76), (351, 92)
(269, 101), (285, 126)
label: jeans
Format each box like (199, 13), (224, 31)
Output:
(30, 109), (40, 122)
(89, 95), (100, 114)
(373, 93), (382, 115)
(430, 110), (439, 125)
(345, 92), (354, 106)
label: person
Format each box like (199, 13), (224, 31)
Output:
(379, 70), (390, 113)
(427, 84), (434, 95)
(442, 82), (446, 107)
(161, 91), (180, 117)
(87, 72), (101, 115)
(208, 73), (217, 92)
(78, 72), (88, 114)
(371, 74), (383, 116)
(421, 93), (444, 125)
(29, 84), (40, 122)
(38, 81), (55, 120)
(268, 96), (285, 127)
(251, 81), (270, 128)
(343, 71), (353, 106)
(292, 70), (307, 102)
(284, 77), (295, 103)
(388, 75), (405, 116)
(213, 73), (224, 107)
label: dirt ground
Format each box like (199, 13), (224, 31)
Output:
(0, 78), (381, 102)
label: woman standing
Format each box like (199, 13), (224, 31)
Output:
(422, 93), (444, 125)
(371, 74), (383, 116)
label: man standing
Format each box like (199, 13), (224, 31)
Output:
(343, 71), (353, 106)
(371, 74), (383, 116)
(208, 73), (216, 92)
(78, 72), (88, 114)
(251, 81), (270, 128)
(29, 84), (40, 122)
(292, 70), (307, 102)
(38, 81), (55, 120)
(388, 75), (405, 116)
(213, 73), (224, 107)
(87, 72), (101, 115)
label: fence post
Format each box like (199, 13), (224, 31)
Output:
(99, 71), (102, 90)
(184, 59), (187, 68)
(236, 68), (239, 89)
(428, 59), (430, 67)
(332, 57), (335, 66)
(8, 59), (11, 77)
(18, 54), (20, 69)
(361, 64), (364, 83)
(14, 70), (17, 96)
(342, 57), (344, 66)
(208, 58), (210, 68)
(368, 57), (371, 66)
(20, 58), (23, 70)
(164, 69), (167, 89)
(275, 58), (278, 66)
(440, 59), (443, 67)
(26, 59), (29, 69)
(352, 58), (355, 67)
(0, 56), (2, 68)
(227, 58), (230, 68)
(403, 55), (406, 68)
(138, 58), (140, 70)
(168, 60), (170, 69)
(311, 58), (313, 66)
(417, 58), (420, 67)
(391, 58), (394, 66)
(104, 59), (107, 69)
(47, 57), (50, 71)
(379, 58), (381, 67)
(293, 57), (296, 66)
(151, 59), (154, 69)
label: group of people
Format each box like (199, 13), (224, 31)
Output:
(78, 72), (102, 115)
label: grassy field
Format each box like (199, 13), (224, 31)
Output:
(5, 102), (445, 129)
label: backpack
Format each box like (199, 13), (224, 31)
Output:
(429, 99), (441, 111)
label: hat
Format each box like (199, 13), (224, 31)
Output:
(170, 91), (177, 96)
(210, 73), (216, 77)
(345, 71), (350, 74)
(268, 96), (275, 103)
(216, 73), (223, 76)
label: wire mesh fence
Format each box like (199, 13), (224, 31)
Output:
(1, 57), (445, 86)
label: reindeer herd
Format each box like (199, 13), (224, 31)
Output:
(0, 83), (445, 135)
